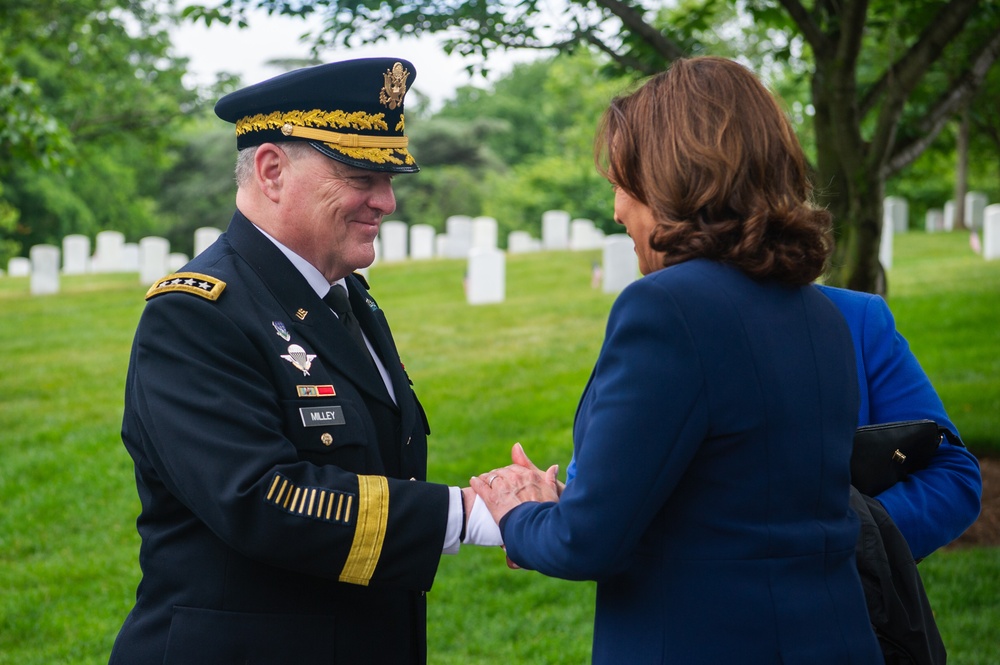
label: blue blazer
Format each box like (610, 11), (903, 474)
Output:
(815, 285), (981, 559)
(502, 260), (882, 664)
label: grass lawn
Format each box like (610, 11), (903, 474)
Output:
(0, 231), (996, 664)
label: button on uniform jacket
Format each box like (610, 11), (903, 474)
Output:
(109, 211), (449, 665)
(500, 260), (884, 665)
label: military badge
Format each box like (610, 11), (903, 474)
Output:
(281, 344), (317, 375)
(379, 62), (410, 110)
(272, 320), (291, 341)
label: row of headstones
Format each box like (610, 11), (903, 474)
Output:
(367, 211), (636, 304)
(7, 228), (225, 296)
(460, 235), (638, 304)
(7, 212), (639, 300)
(881, 195), (1000, 269)
(912, 191), (991, 233)
(13, 194), (999, 299)
(375, 211), (608, 263)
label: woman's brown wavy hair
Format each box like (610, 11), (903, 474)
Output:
(596, 56), (832, 285)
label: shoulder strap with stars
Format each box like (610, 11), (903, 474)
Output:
(145, 272), (227, 301)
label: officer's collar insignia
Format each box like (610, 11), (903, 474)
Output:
(379, 62), (410, 110)
(272, 320), (290, 341)
(296, 308), (308, 320)
(145, 272), (226, 301)
(281, 344), (316, 376)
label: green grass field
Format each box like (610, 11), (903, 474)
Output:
(1, 231), (997, 664)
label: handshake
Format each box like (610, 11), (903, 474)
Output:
(459, 443), (563, 553)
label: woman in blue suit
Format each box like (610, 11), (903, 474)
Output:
(471, 57), (883, 664)
(566, 286), (983, 560)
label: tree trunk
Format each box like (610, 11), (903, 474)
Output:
(953, 109), (969, 230)
(823, 172), (885, 295)
(811, 57), (886, 296)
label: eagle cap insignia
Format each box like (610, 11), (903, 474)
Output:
(379, 62), (410, 110)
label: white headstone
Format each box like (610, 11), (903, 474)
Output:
(984, 204), (1000, 261)
(139, 236), (170, 285)
(542, 210), (570, 250)
(122, 243), (140, 272)
(879, 215), (894, 271)
(7, 257), (31, 277)
(30, 244), (60, 295)
(943, 200), (955, 231)
(380, 221), (408, 262)
(370, 236), (381, 268)
(925, 209), (944, 233)
(92, 230), (126, 272)
(435, 234), (450, 258)
(443, 215), (473, 258)
(602, 234), (638, 293)
(409, 224), (435, 260)
(167, 253), (189, 272)
(570, 219), (598, 250)
(884, 196), (908, 234)
(507, 230), (541, 254)
(466, 247), (505, 305)
(471, 216), (499, 250)
(62, 234), (90, 274)
(194, 227), (223, 257)
(965, 192), (988, 231)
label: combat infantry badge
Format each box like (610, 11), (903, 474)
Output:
(380, 62), (410, 110)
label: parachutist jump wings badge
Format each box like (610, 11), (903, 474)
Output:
(281, 344), (317, 375)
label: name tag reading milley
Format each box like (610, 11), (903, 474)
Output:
(299, 406), (345, 427)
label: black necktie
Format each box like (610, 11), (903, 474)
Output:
(324, 285), (368, 353)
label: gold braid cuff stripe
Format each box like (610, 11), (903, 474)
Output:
(339, 475), (389, 586)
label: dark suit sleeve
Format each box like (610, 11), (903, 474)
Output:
(501, 278), (710, 580)
(128, 291), (449, 590)
(854, 293), (982, 558)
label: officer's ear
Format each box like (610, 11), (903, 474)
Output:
(254, 142), (287, 203)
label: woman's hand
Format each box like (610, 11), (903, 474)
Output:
(470, 443), (561, 524)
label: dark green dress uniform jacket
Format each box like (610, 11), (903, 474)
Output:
(109, 211), (449, 665)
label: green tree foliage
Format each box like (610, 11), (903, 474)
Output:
(189, 0), (1000, 294)
(0, 0), (195, 265)
(395, 51), (630, 238)
(886, 64), (1000, 230)
(156, 119), (240, 256)
(390, 114), (504, 229)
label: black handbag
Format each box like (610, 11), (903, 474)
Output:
(851, 420), (944, 496)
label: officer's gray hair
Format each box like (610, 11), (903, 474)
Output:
(234, 143), (317, 188)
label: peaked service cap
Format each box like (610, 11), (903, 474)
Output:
(215, 57), (419, 173)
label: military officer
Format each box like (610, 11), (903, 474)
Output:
(109, 57), (500, 665)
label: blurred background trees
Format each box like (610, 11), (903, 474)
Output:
(3, 0), (999, 294)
